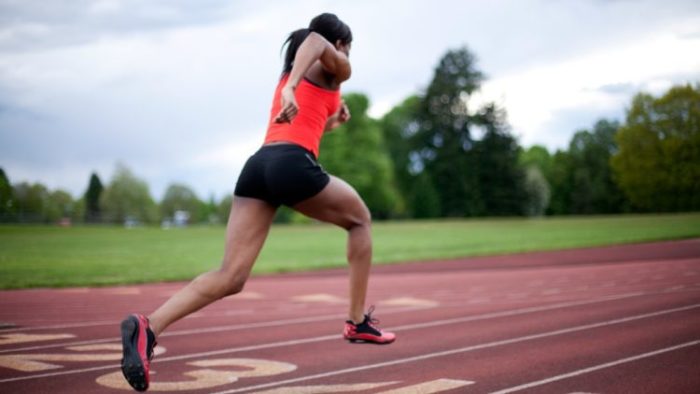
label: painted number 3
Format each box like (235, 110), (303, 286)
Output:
(0, 335), (472, 393)
(96, 358), (473, 393)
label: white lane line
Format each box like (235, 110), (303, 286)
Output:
(5, 287), (699, 355)
(0, 306), (428, 354)
(208, 304), (700, 394)
(0, 321), (118, 333)
(0, 291), (694, 384)
(489, 340), (700, 394)
(0, 293), (645, 383)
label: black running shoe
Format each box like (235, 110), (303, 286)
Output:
(343, 306), (396, 344)
(120, 314), (157, 392)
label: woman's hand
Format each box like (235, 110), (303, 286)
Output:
(274, 85), (299, 123)
(339, 101), (351, 123)
(325, 100), (351, 132)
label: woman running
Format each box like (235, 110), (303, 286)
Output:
(119, 13), (396, 392)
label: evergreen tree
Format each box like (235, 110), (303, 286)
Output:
(414, 47), (525, 217)
(472, 105), (526, 216)
(0, 168), (15, 222)
(415, 47), (484, 217)
(84, 173), (103, 223)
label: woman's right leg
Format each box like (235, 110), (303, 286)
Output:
(292, 176), (373, 324)
(147, 196), (277, 335)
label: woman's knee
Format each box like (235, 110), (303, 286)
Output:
(203, 267), (248, 298)
(346, 202), (371, 230)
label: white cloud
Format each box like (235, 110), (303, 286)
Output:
(1, 0), (700, 198)
(474, 30), (700, 148)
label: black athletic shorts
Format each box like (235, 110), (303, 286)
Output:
(234, 144), (330, 207)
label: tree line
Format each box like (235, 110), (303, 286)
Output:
(319, 47), (699, 219)
(1, 47), (698, 225)
(0, 165), (233, 225)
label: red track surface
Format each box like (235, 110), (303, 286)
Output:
(0, 239), (699, 393)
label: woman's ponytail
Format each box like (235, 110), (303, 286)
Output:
(281, 28), (311, 74)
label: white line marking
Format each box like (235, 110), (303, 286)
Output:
(0, 306), (428, 354)
(208, 304), (700, 394)
(0, 291), (694, 384)
(489, 340), (700, 394)
(0, 321), (117, 333)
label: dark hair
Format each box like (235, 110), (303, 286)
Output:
(281, 13), (352, 74)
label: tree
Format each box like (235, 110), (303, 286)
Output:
(519, 145), (553, 180)
(0, 168), (15, 222)
(472, 105), (526, 216)
(100, 164), (158, 224)
(412, 47), (527, 217)
(12, 182), (50, 223)
(71, 198), (86, 224)
(45, 190), (74, 223)
(218, 194), (233, 224)
(545, 119), (626, 215)
(611, 84), (700, 211)
(547, 150), (573, 215)
(380, 95), (422, 216)
(160, 183), (201, 223)
(567, 119), (625, 214)
(414, 47), (484, 217)
(523, 166), (551, 216)
(198, 194), (219, 224)
(410, 172), (441, 218)
(319, 93), (401, 219)
(519, 145), (554, 215)
(84, 173), (103, 223)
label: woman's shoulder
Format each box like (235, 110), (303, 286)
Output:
(304, 62), (341, 91)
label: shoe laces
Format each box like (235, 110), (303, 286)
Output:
(147, 341), (157, 361)
(365, 305), (381, 329)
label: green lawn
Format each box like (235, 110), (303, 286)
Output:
(1, 213), (699, 289)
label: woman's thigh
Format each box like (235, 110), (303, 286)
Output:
(292, 176), (370, 229)
(220, 196), (278, 272)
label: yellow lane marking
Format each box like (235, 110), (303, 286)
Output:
(381, 297), (439, 308)
(96, 358), (296, 391)
(0, 344), (165, 372)
(0, 333), (75, 346)
(292, 294), (346, 304)
(254, 382), (399, 393)
(378, 379), (475, 393)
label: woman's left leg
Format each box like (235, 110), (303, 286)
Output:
(120, 197), (276, 392)
(147, 197), (278, 335)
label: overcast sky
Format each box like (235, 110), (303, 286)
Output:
(1, 0), (699, 201)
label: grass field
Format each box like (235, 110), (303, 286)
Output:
(1, 213), (699, 289)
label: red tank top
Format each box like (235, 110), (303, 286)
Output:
(264, 73), (341, 158)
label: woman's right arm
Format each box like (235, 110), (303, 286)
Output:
(275, 32), (351, 123)
(287, 32), (351, 89)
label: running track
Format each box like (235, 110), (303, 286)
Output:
(0, 239), (699, 393)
